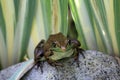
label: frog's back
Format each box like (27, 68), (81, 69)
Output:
(48, 33), (66, 42)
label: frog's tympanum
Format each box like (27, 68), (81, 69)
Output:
(34, 32), (85, 72)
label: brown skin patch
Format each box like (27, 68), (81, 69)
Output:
(43, 32), (68, 51)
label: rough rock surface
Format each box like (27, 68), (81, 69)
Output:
(0, 50), (120, 80)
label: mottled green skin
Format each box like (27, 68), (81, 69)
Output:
(40, 44), (74, 61)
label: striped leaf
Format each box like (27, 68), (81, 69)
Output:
(69, 0), (120, 56)
(69, 0), (98, 50)
(0, 0), (15, 67)
(0, 0), (68, 68)
(27, 0), (68, 58)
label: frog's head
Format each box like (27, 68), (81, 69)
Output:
(50, 32), (81, 52)
(50, 33), (69, 51)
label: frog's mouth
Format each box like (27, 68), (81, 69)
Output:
(50, 44), (73, 52)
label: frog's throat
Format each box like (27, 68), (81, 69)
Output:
(38, 45), (74, 61)
(50, 49), (74, 61)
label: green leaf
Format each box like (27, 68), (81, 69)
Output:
(20, 0), (36, 61)
(13, 0), (36, 63)
(69, 0), (120, 56)
(0, 30), (7, 68)
(69, 0), (98, 50)
(27, 0), (68, 58)
(114, 0), (120, 57)
(9, 59), (34, 80)
(0, 0), (68, 68)
(59, 0), (68, 36)
(1, 0), (15, 66)
(69, 0), (87, 49)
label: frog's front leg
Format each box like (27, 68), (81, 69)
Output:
(44, 50), (63, 67)
(34, 39), (45, 62)
(69, 39), (85, 58)
(74, 48), (85, 60)
(74, 48), (85, 67)
(34, 39), (45, 73)
(69, 39), (85, 67)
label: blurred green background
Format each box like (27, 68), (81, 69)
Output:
(0, 0), (120, 70)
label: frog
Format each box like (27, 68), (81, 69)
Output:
(34, 32), (85, 72)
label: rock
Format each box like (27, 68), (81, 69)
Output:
(0, 50), (120, 80)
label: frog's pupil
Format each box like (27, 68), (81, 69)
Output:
(67, 40), (71, 45)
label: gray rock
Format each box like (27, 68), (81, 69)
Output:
(0, 50), (120, 80)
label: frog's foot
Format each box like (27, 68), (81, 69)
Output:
(72, 48), (85, 67)
(73, 52), (80, 67)
(47, 58), (63, 67)
(35, 61), (44, 73)
(78, 48), (85, 58)
(51, 61), (63, 67)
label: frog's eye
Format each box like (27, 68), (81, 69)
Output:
(52, 42), (57, 48)
(67, 39), (71, 45)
